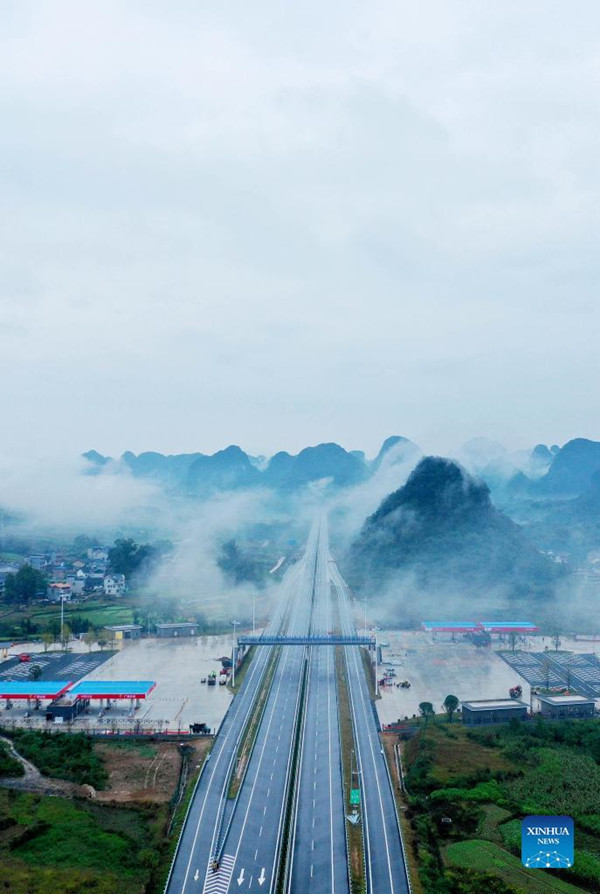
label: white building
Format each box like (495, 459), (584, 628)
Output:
(103, 574), (126, 596)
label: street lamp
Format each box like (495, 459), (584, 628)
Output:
(60, 595), (66, 650)
(231, 620), (240, 687)
(252, 592), (256, 635)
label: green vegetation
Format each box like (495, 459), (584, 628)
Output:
(0, 598), (134, 640)
(108, 537), (164, 578)
(336, 646), (366, 894)
(4, 730), (108, 789)
(402, 719), (600, 892)
(443, 694), (459, 723)
(445, 840), (583, 893)
(0, 787), (166, 893)
(229, 646), (256, 693)
(3, 565), (47, 604)
(217, 539), (269, 586)
(0, 739), (25, 777)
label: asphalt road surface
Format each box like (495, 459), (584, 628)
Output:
(288, 517), (348, 893)
(165, 559), (302, 894)
(167, 520), (410, 894)
(331, 559), (411, 894)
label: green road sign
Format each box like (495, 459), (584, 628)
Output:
(350, 789), (361, 805)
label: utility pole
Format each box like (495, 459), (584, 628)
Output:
(231, 619), (240, 687)
(60, 596), (65, 649)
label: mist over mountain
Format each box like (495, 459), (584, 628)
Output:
(348, 456), (562, 621)
(532, 438), (600, 497)
(82, 437), (421, 496)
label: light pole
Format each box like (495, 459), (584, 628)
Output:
(363, 595), (367, 635)
(252, 592), (256, 635)
(60, 595), (65, 650)
(231, 620), (240, 687)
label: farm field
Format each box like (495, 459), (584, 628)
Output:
(445, 840), (584, 893)
(402, 718), (600, 892)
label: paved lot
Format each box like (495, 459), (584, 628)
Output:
(0, 651), (113, 683)
(375, 632), (600, 724)
(0, 635), (237, 733)
(79, 635), (235, 731)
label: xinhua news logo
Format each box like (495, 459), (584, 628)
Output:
(521, 815), (574, 869)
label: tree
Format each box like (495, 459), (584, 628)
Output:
(508, 632), (518, 652)
(108, 538), (156, 578)
(41, 632), (54, 652)
(28, 664), (42, 681)
(84, 630), (96, 652)
(97, 636), (107, 652)
(443, 694), (460, 723)
(419, 702), (435, 724)
(3, 565), (47, 603)
(552, 631), (562, 651)
(60, 623), (72, 650)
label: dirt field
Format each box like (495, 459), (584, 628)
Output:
(95, 738), (212, 803)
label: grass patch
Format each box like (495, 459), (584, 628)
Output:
(0, 739), (25, 777)
(229, 646), (256, 693)
(5, 730), (108, 789)
(381, 735), (424, 893)
(445, 840), (584, 893)
(98, 738), (158, 760)
(336, 646), (365, 894)
(0, 788), (163, 893)
(412, 724), (516, 785)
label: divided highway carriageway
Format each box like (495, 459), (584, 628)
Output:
(165, 519), (411, 894)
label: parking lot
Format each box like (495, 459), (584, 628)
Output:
(0, 635), (237, 733)
(0, 650), (113, 683)
(374, 631), (600, 725)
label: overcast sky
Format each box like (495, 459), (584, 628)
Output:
(1, 1), (599, 462)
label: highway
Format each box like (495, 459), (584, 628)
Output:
(288, 518), (348, 893)
(206, 525), (317, 893)
(165, 556), (304, 894)
(166, 520), (410, 894)
(331, 559), (411, 894)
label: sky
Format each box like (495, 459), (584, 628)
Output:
(1, 1), (599, 463)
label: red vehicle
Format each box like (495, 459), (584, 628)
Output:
(17, 653), (31, 663)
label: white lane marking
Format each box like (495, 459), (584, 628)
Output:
(202, 853), (235, 894)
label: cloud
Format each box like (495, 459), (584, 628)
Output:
(1, 2), (600, 459)
(0, 455), (162, 533)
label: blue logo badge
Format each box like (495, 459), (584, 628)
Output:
(521, 815), (574, 869)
